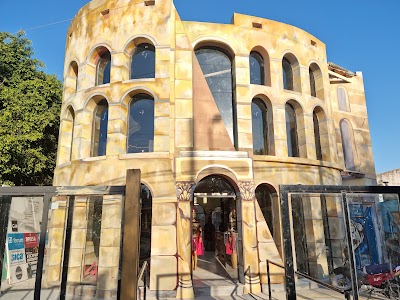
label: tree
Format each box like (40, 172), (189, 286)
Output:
(0, 31), (62, 186)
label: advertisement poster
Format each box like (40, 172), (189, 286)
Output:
(24, 233), (39, 279)
(7, 233), (28, 283)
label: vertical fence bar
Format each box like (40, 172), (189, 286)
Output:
(60, 196), (75, 300)
(0, 196), (12, 295)
(34, 194), (51, 300)
(341, 192), (358, 300)
(280, 187), (296, 300)
(267, 260), (272, 300)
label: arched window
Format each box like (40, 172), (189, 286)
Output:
(255, 185), (274, 237)
(285, 103), (299, 157)
(91, 99), (108, 157)
(313, 111), (322, 160)
(195, 47), (237, 147)
(249, 51), (265, 85)
(67, 106), (75, 161)
(252, 99), (269, 155)
(127, 94), (154, 153)
(340, 119), (356, 170)
(282, 57), (293, 91)
(337, 87), (348, 111)
(69, 61), (79, 93)
(140, 184), (152, 263)
(96, 51), (111, 85)
(130, 43), (155, 79)
(309, 67), (316, 97)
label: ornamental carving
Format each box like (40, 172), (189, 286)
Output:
(238, 181), (255, 201)
(176, 182), (195, 201)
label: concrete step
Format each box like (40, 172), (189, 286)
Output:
(194, 283), (244, 297)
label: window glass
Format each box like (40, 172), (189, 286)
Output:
(252, 99), (268, 155)
(313, 112), (322, 160)
(282, 58), (293, 90)
(337, 87), (348, 111)
(195, 47), (236, 146)
(128, 94), (154, 153)
(309, 68), (316, 97)
(130, 43), (155, 79)
(340, 120), (356, 170)
(140, 184), (152, 266)
(255, 185), (274, 237)
(68, 107), (75, 161)
(285, 103), (299, 157)
(92, 100), (108, 157)
(96, 52), (111, 85)
(250, 51), (265, 85)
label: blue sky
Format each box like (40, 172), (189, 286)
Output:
(0, 0), (399, 174)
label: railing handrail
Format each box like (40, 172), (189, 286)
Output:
(137, 261), (149, 300)
(266, 259), (350, 300)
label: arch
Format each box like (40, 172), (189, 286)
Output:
(255, 183), (277, 237)
(68, 60), (79, 94)
(121, 87), (158, 107)
(192, 38), (236, 58)
(124, 35), (158, 53)
(88, 46), (111, 86)
(339, 119), (356, 171)
(130, 42), (155, 79)
(250, 46), (271, 86)
(194, 174), (237, 196)
(91, 99), (108, 157)
(195, 165), (239, 188)
(194, 44), (237, 148)
(127, 93), (154, 153)
(252, 97), (274, 155)
(309, 62), (324, 99)
(313, 106), (330, 161)
(282, 52), (301, 93)
(337, 86), (349, 112)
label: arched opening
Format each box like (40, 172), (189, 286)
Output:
(252, 98), (269, 155)
(282, 53), (301, 93)
(192, 175), (241, 282)
(313, 111), (322, 160)
(313, 106), (331, 161)
(340, 119), (356, 171)
(309, 68), (316, 97)
(66, 106), (75, 161)
(195, 46), (237, 148)
(91, 99), (108, 157)
(140, 184), (152, 276)
(285, 102), (299, 157)
(127, 94), (154, 153)
(249, 51), (265, 85)
(96, 49), (111, 86)
(130, 43), (155, 79)
(309, 63), (324, 99)
(69, 61), (79, 93)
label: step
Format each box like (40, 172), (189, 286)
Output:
(194, 283), (244, 297)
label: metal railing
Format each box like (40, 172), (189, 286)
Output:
(266, 259), (350, 300)
(137, 261), (149, 300)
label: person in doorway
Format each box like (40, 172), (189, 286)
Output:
(204, 216), (215, 251)
(195, 225), (204, 257)
(192, 227), (198, 270)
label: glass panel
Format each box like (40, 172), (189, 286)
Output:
(130, 43), (155, 79)
(1, 196), (44, 299)
(195, 47), (236, 146)
(313, 112), (322, 160)
(285, 103), (299, 157)
(252, 99), (268, 155)
(309, 68), (316, 97)
(92, 100), (108, 157)
(128, 94), (154, 153)
(282, 58), (293, 90)
(96, 52), (111, 85)
(255, 185), (273, 236)
(250, 51), (264, 85)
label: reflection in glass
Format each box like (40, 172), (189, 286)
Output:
(130, 43), (155, 79)
(140, 184), (152, 265)
(340, 120), (356, 171)
(92, 100), (108, 157)
(282, 57), (293, 90)
(309, 68), (316, 97)
(255, 185), (273, 236)
(252, 99), (268, 155)
(313, 112), (322, 160)
(96, 52), (111, 85)
(249, 51), (264, 85)
(195, 47), (236, 146)
(285, 103), (299, 157)
(127, 94), (154, 153)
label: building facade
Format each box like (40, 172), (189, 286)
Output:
(50, 0), (376, 297)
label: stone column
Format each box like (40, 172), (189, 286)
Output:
(176, 182), (195, 299)
(238, 181), (261, 294)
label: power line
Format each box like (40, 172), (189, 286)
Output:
(24, 18), (73, 32)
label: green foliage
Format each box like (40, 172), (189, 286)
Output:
(0, 31), (62, 186)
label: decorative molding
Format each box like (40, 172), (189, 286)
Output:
(176, 181), (195, 201)
(238, 181), (255, 201)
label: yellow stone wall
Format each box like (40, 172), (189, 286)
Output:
(53, 0), (376, 295)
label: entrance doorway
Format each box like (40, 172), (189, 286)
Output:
(191, 175), (242, 284)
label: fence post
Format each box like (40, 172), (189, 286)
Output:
(267, 260), (272, 300)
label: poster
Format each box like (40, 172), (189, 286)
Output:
(24, 233), (39, 279)
(7, 233), (28, 283)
